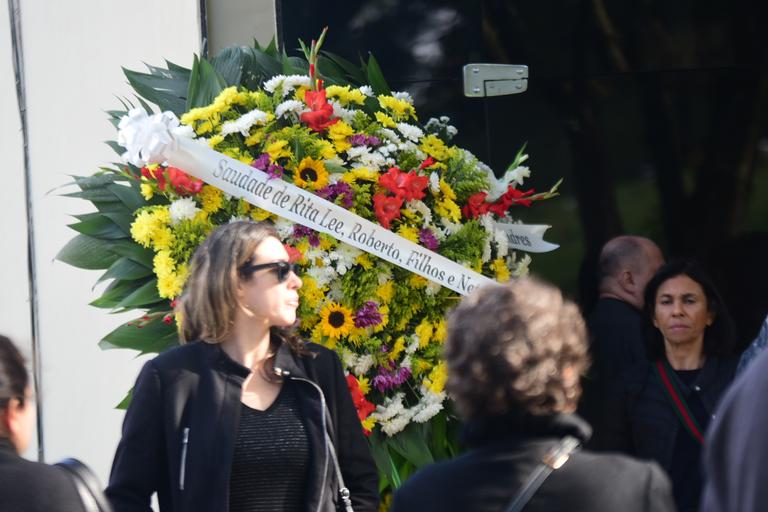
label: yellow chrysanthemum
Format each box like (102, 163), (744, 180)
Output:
(433, 319), (447, 344)
(491, 257), (511, 282)
(435, 197), (462, 223)
(314, 139), (337, 160)
(409, 274), (428, 289)
(293, 157), (329, 191)
(244, 131), (265, 147)
(376, 281), (394, 303)
(153, 250), (175, 278)
(357, 375), (371, 395)
(356, 253), (374, 270)
(362, 416), (377, 434)
(326, 85), (366, 106)
(319, 302), (355, 339)
(374, 111), (397, 128)
(415, 319), (434, 349)
(152, 226), (174, 251)
(425, 362), (447, 394)
(130, 210), (157, 247)
(294, 87), (308, 101)
(140, 183), (154, 201)
(396, 224), (420, 243)
(157, 271), (186, 299)
(341, 166), (379, 184)
(250, 206), (273, 222)
(389, 336), (406, 361)
(327, 121), (355, 152)
(419, 134), (450, 161)
(375, 305), (389, 332)
(208, 134), (225, 148)
(298, 276), (324, 309)
(198, 185), (224, 214)
(153, 207), (171, 224)
(411, 358), (433, 376)
(265, 139), (292, 162)
(378, 95), (416, 121)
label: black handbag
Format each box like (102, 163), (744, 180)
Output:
(54, 458), (113, 512)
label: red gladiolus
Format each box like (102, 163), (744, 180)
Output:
(461, 191), (491, 219)
(373, 193), (403, 229)
(379, 167), (429, 201)
(346, 375), (376, 435)
(167, 167), (203, 196)
(419, 156), (436, 170)
(141, 166), (166, 190)
(284, 244), (303, 263)
(300, 89), (339, 132)
(489, 186), (536, 216)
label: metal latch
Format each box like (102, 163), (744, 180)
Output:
(463, 64), (528, 97)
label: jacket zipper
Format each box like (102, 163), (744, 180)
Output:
(179, 427), (190, 490)
(286, 375), (330, 511)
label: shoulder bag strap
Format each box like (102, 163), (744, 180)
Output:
(653, 359), (704, 444)
(504, 435), (580, 512)
(324, 407), (354, 512)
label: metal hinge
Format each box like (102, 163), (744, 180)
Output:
(463, 64), (529, 97)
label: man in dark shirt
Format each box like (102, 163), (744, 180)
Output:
(580, 236), (664, 447)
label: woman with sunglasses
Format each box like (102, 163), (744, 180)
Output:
(106, 220), (379, 512)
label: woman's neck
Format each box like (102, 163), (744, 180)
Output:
(665, 341), (706, 370)
(222, 323), (272, 370)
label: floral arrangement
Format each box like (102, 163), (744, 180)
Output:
(58, 31), (557, 494)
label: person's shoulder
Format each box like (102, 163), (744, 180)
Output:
(301, 341), (341, 367)
(0, 458), (85, 509)
(567, 449), (670, 491)
(151, 340), (212, 369)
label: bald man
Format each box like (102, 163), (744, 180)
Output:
(580, 236), (664, 448)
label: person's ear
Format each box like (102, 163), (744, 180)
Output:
(2, 398), (24, 440)
(619, 269), (635, 291)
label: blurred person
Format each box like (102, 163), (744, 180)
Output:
(391, 278), (675, 512)
(106, 221), (378, 512)
(0, 334), (87, 511)
(603, 260), (737, 512)
(735, 312), (768, 374)
(580, 236), (664, 447)
(701, 341), (768, 512)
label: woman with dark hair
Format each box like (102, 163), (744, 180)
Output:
(106, 220), (379, 512)
(603, 260), (738, 512)
(0, 335), (86, 511)
(391, 278), (675, 512)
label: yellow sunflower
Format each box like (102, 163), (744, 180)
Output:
(293, 157), (329, 191)
(319, 302), (355, 339)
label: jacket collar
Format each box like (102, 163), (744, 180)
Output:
(462, 413), (592, 448)
(273, 341), (310, 380)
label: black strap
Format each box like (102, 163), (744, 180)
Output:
(504, 436), (580, 512)
(54, 458), (113, 512)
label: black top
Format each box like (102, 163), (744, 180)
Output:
(391, 414), (676, 512)
(229, 381), (310, 512)
(670, 369), (708, 512)
(0, 438), (86, 512)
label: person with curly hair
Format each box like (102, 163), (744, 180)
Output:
(391, 278), (675, 512)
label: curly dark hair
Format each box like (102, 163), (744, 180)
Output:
(643, 260), (735, 360)
(445, 278), (589, 419)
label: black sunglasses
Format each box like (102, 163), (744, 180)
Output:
(239, 261), (300, 283)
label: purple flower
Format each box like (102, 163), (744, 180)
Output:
(354, 301), (383, 328)
(292, 225), (320, 247)
(317, 181), (354, 209)
(419, 228), (440, 250)
(349, 134), (382, 147)
(266, 163), (284, 180)
(251, 153), (271, 171)
(372, 365), (412, 393)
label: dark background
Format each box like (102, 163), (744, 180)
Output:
(278, 0), (768, 351)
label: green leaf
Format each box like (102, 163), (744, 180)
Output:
(124, 67), (187, 114)
(105, 140), (126, 157)
(212, 46), (246, 86)
(386, 423), (434, 468)
(368, 432), (403, 489)
(102, 212), (134, 234)
(97, 257), (153, 283)
(115, 278), (162, 308)
(116, 388), (133, 410)
(56, 234), (120, 270)
(99, 315), (178, 354)
(186, 55), (227, 110)
(365, 54), (391, 96)
(107, 183), (145, 213)
(324, 51), (367, 84)
(109, 240), (155, 268)
(90, 279), (143, 309)
(68, 213), (127, 240)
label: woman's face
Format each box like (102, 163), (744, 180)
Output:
(653, 274), (714, 351)
(237, 236), (302, 328)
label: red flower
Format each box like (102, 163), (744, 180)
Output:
(167, 167), (203, 196)
(461, 191), (491, 219)
(419, 156), (436, 170)
(284, 244), (303, 263)
(373, 193), (403, 229)
(489, 186), (536, 216)
(379, 167), (429, 201)
(346, 375), (376, 435)
(300, 89), (339, 132)
(141, 166), (166, 190)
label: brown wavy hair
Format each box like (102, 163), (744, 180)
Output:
(177, 221), (303, 354)
(445, 278), (589, 418)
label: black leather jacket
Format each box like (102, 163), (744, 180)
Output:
(105, 341), (379, 512)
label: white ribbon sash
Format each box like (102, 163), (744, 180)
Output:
(165, 138), (497, 295)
